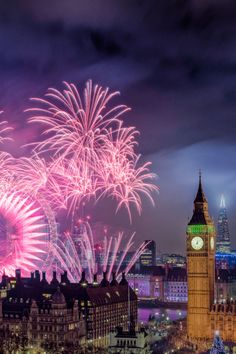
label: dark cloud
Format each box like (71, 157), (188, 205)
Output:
(0, 1), (235, 251)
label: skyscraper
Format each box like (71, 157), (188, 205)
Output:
(216, 195), (231, 254)
(140, 240), (156, 267)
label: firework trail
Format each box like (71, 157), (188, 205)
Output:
(50, 221), (150, 283)
(27, 80), (158, 220)
(0, 82), (158, 279)
(27, 81), (130, 162)
(0, 115), (13, 144)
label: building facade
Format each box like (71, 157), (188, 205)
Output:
(164, 267), (187, 303)
(127, 266), (188, 303)
(109, 327), (151, 354)
(187, 176), (236, 343)
(186, 174), (215, 340)
(140, 240), (156, 267)
(127, 266), (165, 300)
(0, 270), (137, 350)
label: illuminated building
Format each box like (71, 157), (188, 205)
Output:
(127, 266), (188, 303)
(1, 274), (85, 351)
(187, 174), (215, 340)
(161, 253), (186, 267)
(0, 269), (137, 350)
(78, 272), (137, 347)
(127, 266), (165, 300)
(108, 327), (151, 354)
(127, 267), (165, 300)
(187, 175), (236, 343)
(216, 195), (231, 254)
(140, 240), (156, 267)
(164, 267), (187, 303)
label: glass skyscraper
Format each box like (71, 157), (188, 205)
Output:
(216, 195), (231, 254)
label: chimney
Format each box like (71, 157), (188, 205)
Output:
(50, 271), (59, 287)
(93, 273), (98, 286)
(61, 271), (69, 285)
(81, 271), (85, 281)
(110, 272), (118, 286)
(119, 272), (128, 286)
(35, 270), (40, 282)
(15, 269), (21, 282)
(100, 271), (109, 287)
(79, 271), (88, 287)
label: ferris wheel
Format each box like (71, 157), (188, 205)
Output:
(0, 190), (58, 277)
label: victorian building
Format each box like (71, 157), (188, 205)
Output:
(0, 269), (137, 350)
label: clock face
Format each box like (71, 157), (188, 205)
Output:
(191, 236), (204, 250)
(210, 237), (214, 250)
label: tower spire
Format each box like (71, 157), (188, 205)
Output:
(216, 194), (231, 253)
(220, 194), (226, 209)
(194, 170), (207, 204)
(189, 172), (211, 225)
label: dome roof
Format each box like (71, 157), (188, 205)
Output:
(52, 287), (66, 304)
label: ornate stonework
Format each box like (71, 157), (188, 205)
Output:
(187, 174), (215, 340)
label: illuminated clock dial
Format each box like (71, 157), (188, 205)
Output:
(210, 237), (214, 250)
(191, 236), (204, 250)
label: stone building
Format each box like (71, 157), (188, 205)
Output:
(0, 269), (137, 350)
(164, 267), (187, 303)
(127, 266), (165, 300)
(74, 272), (137, 347)
(187, 174), (236, 343)
(109, 326), (151, 354)
(127, 265), (188, 303)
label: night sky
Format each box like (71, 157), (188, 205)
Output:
(1, 1), (236, 254)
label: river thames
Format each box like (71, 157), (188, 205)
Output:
(138, 307), (187, 324)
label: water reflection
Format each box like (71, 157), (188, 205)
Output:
(138, 307), (186, 324)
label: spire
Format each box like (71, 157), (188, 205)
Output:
(216, 194), (231, 253)
(188, 172), (211, 226)
(194, 170), (207, 204)
(220, 194), (226, 209)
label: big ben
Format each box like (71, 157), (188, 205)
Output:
(186, 173), (215, 339)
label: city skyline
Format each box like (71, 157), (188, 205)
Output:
(1, 2), (235, 353)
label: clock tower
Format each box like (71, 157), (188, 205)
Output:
(186, 173), (215, 339)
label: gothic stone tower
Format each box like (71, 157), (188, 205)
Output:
(186, 174), (215, 339)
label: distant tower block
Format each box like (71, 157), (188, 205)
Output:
(216, 195), (231, 254)
(140, 240), (156, 267)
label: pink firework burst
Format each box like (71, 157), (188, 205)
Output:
(0, 117), (13, 144)
(27, 80), (130, 162)
(0, 190), (48, 276)
(27, 80), (158, 219)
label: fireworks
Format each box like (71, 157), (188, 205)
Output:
(0, 80), (158, 279)
(27, 80), (158, 219)
(51, 221), (149, 283)
(0, 118), (13, 144)
(0, 189), (49, 276)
